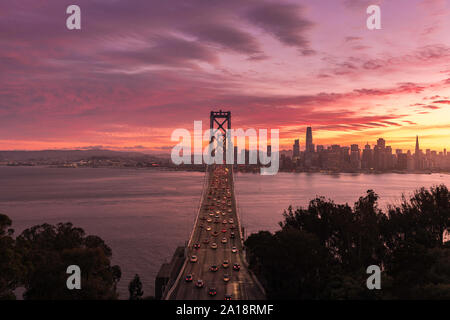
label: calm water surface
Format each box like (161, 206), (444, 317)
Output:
(1, 166), (448, 298)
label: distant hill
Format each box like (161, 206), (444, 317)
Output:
(0, 150), (157, 162)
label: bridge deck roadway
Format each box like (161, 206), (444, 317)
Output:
(168, 165), (265, 300)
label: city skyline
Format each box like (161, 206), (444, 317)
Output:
(1, 0), (449, 152)
(280, 127), (450, 172)
(285, 128), (447, 154)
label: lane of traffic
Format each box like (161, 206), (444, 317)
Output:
(174, 165), (249, 300)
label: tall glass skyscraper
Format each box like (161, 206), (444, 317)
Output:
(305, 126), (314, 153)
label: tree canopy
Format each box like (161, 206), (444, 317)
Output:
(128, 274), (144, 300)
(245, 184), (450, 299)
(0, 219), (121, 300)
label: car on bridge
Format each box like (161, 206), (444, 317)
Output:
(223, 274), (230, 282)
(222, 260), (229, 268)
(193, 243), (200, 249)
(208, 287), (217, 297)
(233, 263), (241, 271)
(210, 242), (218, 249)
(185, 274), (193, 282)
(190, 255), (198, 263)
(209, 265), (219, 272)
(221, 237), (227, 244)
(195, 279), (204, 288)
(203, 238), (210, 244)
(231, 246), (238, 253)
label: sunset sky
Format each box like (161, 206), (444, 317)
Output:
(0, 0), (449, 153)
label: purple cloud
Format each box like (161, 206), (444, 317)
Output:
(184, 23), (262, 56)
(103, 34), (219, 68)
(245, 3), (315, 54)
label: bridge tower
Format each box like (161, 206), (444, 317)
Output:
(210, 110), (231, 162)
(210, 110), (231, 134)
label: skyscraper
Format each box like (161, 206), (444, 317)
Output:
(377, 138), (386, 150)
(361, 142), (373, 169)
(293, 139), (300, 158)
(414, 135), (421, 170)
(350, 144), (361, 169)
(415, 135), (420, 155)
(397, 153), (407, 170)
(305, 126), (314, 153)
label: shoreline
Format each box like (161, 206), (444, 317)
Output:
(1, 164), (449, 176)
